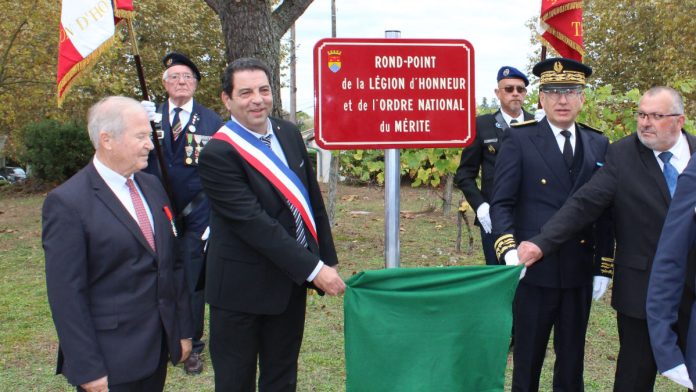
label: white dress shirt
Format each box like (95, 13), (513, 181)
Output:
(653, 133), (690, 174)
(93, 156), (155, 232)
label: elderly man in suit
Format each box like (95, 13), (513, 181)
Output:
(518, 86), (696, 391)
(491, 58), (613, 391)
(454, 65), (535, 265)
(198, 57), (345, 392)
(141, 52), (223, 374)
(43, 96), (193, 392)
(645, 95), (694, 389)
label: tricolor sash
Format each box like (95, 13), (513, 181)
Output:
(213, 120), (318, 242)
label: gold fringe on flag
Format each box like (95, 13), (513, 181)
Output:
(57, 37), (115, 107)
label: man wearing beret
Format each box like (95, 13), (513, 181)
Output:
(142, 52), (223, 374)
(491, 58), (614, 391)
(454, 66), (535, 265)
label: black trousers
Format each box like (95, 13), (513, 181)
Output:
(209, 284), (307, 392)
(512, 282), (592, 392)
(614, 312), (657, 391)
(182, 230), (206, 353)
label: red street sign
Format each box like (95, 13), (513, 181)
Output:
(313, 38), (476, 150)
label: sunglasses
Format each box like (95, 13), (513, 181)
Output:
(501, 86), (527, 94)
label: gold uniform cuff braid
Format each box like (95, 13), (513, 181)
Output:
(600, 256), (614, 277)
(494, 234), (517, 261)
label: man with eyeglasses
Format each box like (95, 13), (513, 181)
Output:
(491, 57), (614, 391)
(141, 52), (223, 375)
(516, 86), (696, 391)
(454, 66), (534, 265)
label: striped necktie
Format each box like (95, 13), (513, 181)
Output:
(260, 134), (308, 247)
(171, 107), (183, 141)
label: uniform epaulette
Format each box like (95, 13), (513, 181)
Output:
(600, 256), (614, 278)
(494, 234), (517, 261)
(510, 119), (537, 128)
(578, 122), (603, 134)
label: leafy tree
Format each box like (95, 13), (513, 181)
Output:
(203, 0), (313, 117)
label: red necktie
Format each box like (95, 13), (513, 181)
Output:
(126, 178), (156, 251)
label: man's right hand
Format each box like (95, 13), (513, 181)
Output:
(313, 265), (346, 296)
(80, 376), (108, 392)
(517, 241), (544, 267)
(476, 203), (492, 234)
(140, 100), (161, 123)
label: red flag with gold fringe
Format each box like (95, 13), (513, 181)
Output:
(540, 0), (584, 61)
(56, 0), (133, 106)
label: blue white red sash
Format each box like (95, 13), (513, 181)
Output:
(212, 120), (318, 242)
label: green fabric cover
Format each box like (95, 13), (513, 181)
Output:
(344, 265), (523, 392)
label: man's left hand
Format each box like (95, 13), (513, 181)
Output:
(179, 339), (192, 363)
(592, 276), (610, 301)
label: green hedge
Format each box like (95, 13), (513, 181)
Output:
(18, 120), (93, 184)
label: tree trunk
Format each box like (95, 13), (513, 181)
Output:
(207, 0), (313, 118)
(442, 174), (454, 215)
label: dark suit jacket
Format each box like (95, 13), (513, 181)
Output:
(532, 132), (696, 318)
(648, 152), (696, 376)
(198, 117), (338, 315)
(454, 109), (534, 215)
(146, 99), (223, 234)
(42, 162), (193, 386)
(491, 118), (611, 288)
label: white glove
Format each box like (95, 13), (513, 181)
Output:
(504, 249), (519, 266)
(504, 249), (526, 280)
(663, 364), (693, 389)
(141, 100), (162, 123)
(534, 108), (546, 121)
(476, 203), (492, 234)
(201, 226), (210, 241)
(592, 276), (610, 301)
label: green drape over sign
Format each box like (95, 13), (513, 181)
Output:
(344, 265), (523, 392)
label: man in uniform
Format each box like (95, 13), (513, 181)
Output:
(454, 66), (534, 265)
(142, 52), (223, 374)
(518, 86), (696, 391)
(491, 57), (613, 391)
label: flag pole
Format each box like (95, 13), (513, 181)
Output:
(125, 18), (175, 206)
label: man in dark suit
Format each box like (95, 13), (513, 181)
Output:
(198, 57), (345, 392)
(518, 86), (696, 391)
(454, 66), (534, 265)
(43, 96), (193, 392)
(491, 58), (613, 391)
(141, 52), (223, 374)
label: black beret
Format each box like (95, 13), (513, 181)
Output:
(162, 52), (201, 81)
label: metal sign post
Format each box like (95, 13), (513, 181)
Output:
(313, 34), (476, 269)
(384, 30), (401, 268)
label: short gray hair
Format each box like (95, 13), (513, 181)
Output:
(87, 96), (145, 149)
(643, 86), (685, 115)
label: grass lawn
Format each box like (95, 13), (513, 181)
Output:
(0, 183), (682, 391)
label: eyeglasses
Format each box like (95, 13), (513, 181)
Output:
(635, 111), (682, 121)
(501, 86), (527, 94)
(541, 87), (583, 101)
(167, 73), (195, 82)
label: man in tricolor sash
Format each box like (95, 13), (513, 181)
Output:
(198, 57), (345, 392)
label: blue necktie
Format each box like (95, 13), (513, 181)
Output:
(260, 134), (308, 247)
(658, 151), (678, 197)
